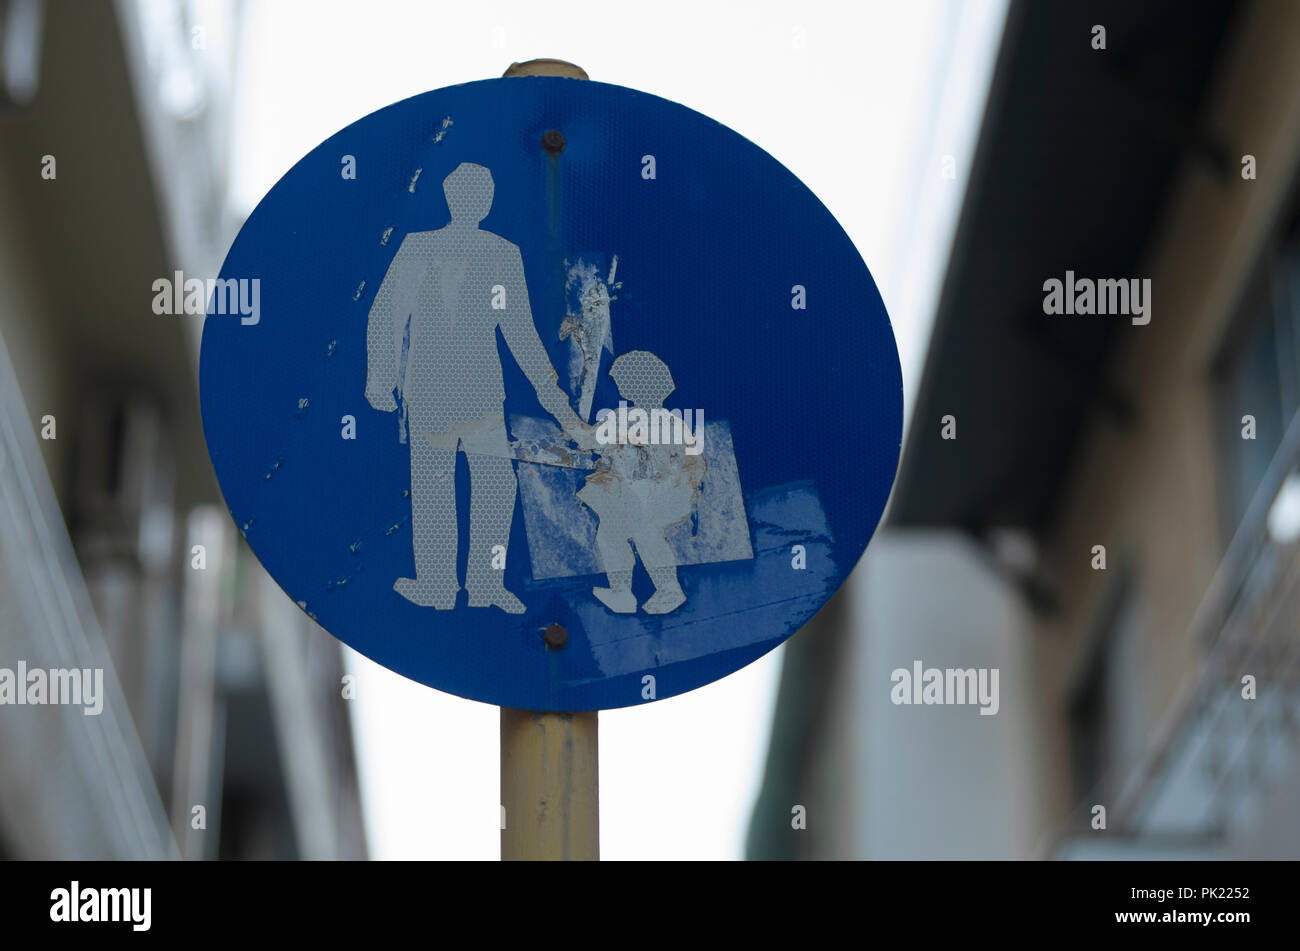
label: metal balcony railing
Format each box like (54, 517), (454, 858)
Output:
(1047, 406), (1300, 857)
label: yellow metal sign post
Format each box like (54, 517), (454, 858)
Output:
(498, 58), (599, 863)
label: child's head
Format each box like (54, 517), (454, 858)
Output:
(609, 350), (675, 408)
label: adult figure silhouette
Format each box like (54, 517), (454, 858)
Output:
(366, 162), (587, 613)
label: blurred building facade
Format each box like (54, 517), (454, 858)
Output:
(0, 0), (366, 859)
(751, 0), (1300, 859)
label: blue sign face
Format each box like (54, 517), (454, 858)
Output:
(200, 77), (901, 711)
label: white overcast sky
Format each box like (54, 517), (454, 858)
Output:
(226, 0), (1007, 859)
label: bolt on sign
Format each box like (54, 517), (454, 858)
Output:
(200, 77), (902, 711)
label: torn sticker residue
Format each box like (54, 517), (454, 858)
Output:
(511, 415), (752, 581)
(574, 479), (836, 677)
(559, 255), (620, 422)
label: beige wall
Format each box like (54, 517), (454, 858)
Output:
(1032, 2), (1300, 839)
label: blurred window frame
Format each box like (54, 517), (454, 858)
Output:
(1211, 190), (1300, 545)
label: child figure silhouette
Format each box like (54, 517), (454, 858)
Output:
(578, 351), (705, 615)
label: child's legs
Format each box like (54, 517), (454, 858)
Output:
(631, 528), (676, 571)
(594, 519), (636, 591)
(633, 529), (685, 613)
(632, 529), (684, 598)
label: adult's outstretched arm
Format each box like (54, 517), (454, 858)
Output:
(498, 243), (586, 433)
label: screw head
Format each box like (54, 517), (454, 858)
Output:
(542, 623), (568, 649)
(541, 129), (566, 155)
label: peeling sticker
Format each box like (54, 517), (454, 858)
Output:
(512, 415), (752, 581)
(578, 482), (835, 677)
(408, 167), (422, 193)
(560, 255), (621, 422)
(380, 226), (393, 246)
(352, 280), (366, 301)
(432, 115), (453, 144)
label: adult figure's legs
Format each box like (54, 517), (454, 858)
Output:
(395, 431), (458, 608)
(463, 414), (526, 614)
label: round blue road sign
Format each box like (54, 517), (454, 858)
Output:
(199, 77), (902, 711)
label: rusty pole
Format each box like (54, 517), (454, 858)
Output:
(499, 57), (599, 862)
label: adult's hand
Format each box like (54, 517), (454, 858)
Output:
(366, 381), (397, 412)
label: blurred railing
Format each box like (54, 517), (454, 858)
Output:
(1114, 405), (1300, 835)
(1046, 407), (1300, 857)
(0, 328), (176, 859)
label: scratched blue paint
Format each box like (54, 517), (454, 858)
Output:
(199, 77), (902, 711)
